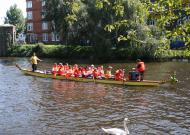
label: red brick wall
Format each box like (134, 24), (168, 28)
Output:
(26, 0), (53, 43)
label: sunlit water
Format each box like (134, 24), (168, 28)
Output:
(0, 57), (190, 135)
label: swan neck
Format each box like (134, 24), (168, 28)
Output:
(124, 119), (129, 134)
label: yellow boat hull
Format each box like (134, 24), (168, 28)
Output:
(16, 64), (165, 87)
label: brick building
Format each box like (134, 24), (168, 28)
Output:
(26, 0), (60, 43)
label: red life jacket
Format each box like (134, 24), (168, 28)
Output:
(137, 62), (145, 72)
(52, 65), (58, 74)
(93, 69), (98, 78)
(115, 70), (123, 81)
(58, 65), (65, 75)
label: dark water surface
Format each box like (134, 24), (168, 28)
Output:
(0, 57), (190, 135)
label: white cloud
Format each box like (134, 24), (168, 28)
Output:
(0, 0), (26, 24)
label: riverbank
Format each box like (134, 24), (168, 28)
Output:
(7, 43), (190, 62)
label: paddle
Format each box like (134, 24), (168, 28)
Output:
(122, 69), (125, 85)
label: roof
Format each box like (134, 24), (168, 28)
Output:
(0, 24), (15, 27)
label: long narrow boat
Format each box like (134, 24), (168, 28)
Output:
(16, 64), (167, 87)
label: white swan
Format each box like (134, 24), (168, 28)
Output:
(102, 118), (129, 135)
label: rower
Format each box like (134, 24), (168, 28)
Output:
(105, 66), (113, 79)
(52, 63), (58, 78)
(136, 59), (145, 81)
(30, 52), (42, 72)
(128, 68), (139, 81)
(115, 69), (124, 81)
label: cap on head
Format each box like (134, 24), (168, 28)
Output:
(108, 66), (113, 69)
(136, 59), (141, 62)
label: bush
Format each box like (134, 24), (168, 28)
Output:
(7, 43), (190, 61)
(8, 44), (93, 59)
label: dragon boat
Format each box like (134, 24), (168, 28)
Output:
(16, 64), (169, 87)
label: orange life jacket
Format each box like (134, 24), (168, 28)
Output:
(52, 65), (58, 74)
(137, 62), (145, 72)
(93, 69), (99, 78)
(105, 70), (112, 78)
(58, 65), (65, 75)
(115, 70), (123, 81)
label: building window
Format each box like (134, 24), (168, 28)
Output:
(43, 33), (48, 41)
(148, 19), (155, 25)
(27, 11), (33, 20)
(42, 22), (48, 30)
(26, 1), (32, 8)
(149, 8), (153, 13)
(177, 20), (182, 25)
(150, 0), (156, 3)
(51, 33), (55, 41)
(41, 8), (46, 19)
(27, 23), (33, 31)
(187, 16), (190, 20)
(56, 34), (60, 41)
(41, 13), (45, 19)
(41, 0), (46, 7)
(52, 32), (60, 41)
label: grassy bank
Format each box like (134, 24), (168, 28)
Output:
(7, 44), (190, 61)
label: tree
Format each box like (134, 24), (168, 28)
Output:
(147, 0), (190, 47)
(4, 4), (25, 35)
(94, 0), (163, 59)
(45, 0), (85, 44)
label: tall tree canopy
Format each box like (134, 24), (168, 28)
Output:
(46, 0), (188, 59)
(44, 0), (166, 59)
(146, 0), (190, 47)
(4, 4), (25, 35)
(45, 0), (86, 44)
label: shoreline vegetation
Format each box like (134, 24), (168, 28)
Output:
(7, 43), (190, 62)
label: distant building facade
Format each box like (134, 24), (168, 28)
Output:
(26, 0), (60, 43)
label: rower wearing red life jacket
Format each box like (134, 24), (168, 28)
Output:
(105, 66), (113, 79)
(65, 66), (73, 78)
(115, 69), (124, 81)
(58, 63), (65, 75)
(52, 63), (58, 78)
(97, 65), (105, 79)
(136, 59), (145, 81)
(64, 63), (69, 71)
(93, 68), (99, 79)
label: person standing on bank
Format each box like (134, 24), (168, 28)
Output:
(136, 59), (145, 81)
(30, 52), (42, 72)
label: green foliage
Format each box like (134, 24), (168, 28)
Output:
(4, 4), (25, 35)
(45, 0), (87, 44)
(148, 0), (190, 47)
(8, 44), (93, 59)
(22, 0), (190, 60)
(8, 44), (190, 61)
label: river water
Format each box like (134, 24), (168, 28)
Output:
(0, 57), (189, 135)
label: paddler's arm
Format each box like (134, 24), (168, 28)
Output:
(37, 57), (43, 62)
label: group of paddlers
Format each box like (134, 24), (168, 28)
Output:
(51, 59), (145, 81)
(30, 52), (145, 81)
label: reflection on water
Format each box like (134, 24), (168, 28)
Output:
(0, 58), (190, 134)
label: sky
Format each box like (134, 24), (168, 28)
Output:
(0, 0), (26, 24)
